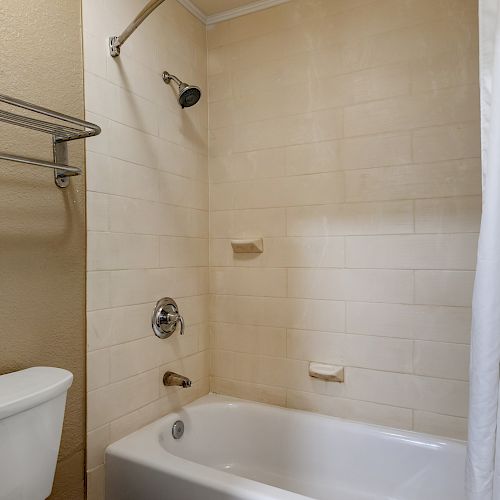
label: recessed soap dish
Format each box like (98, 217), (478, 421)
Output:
(309, 362), (344, 383)
(231, 238), (263, 254)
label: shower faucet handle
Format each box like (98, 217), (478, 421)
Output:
(152, 297), (185, 339)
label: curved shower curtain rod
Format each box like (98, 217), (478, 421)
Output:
(109, 0), (166, 57)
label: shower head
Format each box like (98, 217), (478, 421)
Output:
(162, 71), (201, 108)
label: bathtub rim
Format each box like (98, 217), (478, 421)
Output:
(105, 393), (466, 500)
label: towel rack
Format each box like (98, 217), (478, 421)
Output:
(0, 94), (101, 188)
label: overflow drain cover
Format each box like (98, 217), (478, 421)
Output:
(172, 420), (184, 439)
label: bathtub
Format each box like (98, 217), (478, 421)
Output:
(105, 394), (466, 500)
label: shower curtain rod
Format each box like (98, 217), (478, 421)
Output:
(109, 0), (166, 57)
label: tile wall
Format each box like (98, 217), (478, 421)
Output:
(207, 0), (480, 441)
(82, 1), (208, 498)
(83, 2), (481, 496)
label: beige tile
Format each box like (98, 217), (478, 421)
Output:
(211, 377), (286, 406)
(209, 125), (234, 157)
(413, 411), (467, 440)
(86, 465), (105, 500)
(109, 400), (162, 443)
(210, 148), (286, 183)
(87, 192), (109, 232)
(86, 425), (110, 470)
(346, 368), (469, 417)
(287, 201), (414, 236)
(160, 237), (208, 267)
(345, 159), (481, 202)
(210, 237), (345, 268)
(341, 18), (478, 75)
(83, 33), (106, 78)
(211, 295), (346, 333)
(210, 267), (287, 297)
(287, 329), (413, 372)
(211, 172), (345, 210)
(87, 232), (159, 271)
(414, 341), (470, 380)
(231, 45), (342, 98)
(108, 196), (208, 238)
(212, 351), (288, 387)
(207, 70), (233, 101)
(86, 151), (112, 194)
(288, 268), (413, 303)
(103, 157), (161, 201)
(211, 208), (286, 238)
(176, 295), (210, 327)
(212, 323), (286, 357)
(415, 196), (481, 233)
(109, 337), (159, 383)
(156, 327), (200, 367)
(87, 369), (159, 430)
(87, 303), (153, 351)
(108, 268), (208, 307)
(346, 234), (478, 270)
(235, 108), (343, 152)
(285, 133), (412, 176)
(158, 378), (210, 414)
(86, 272), (111, 312)
(411, 50), (478, 93)
(158, 172), (208, 210)
(412, 122), (480, 163)
(347, 302), (471, 343)
(415, 270), (475, 306)
(87, 349), (110, 391)
(287, 390), (413, 430)
(158, 140), (208, 181)
(344, 85), (479, 136)
(222, 63), (409, 127)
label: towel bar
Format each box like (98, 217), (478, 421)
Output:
(0, 93), (101, 188)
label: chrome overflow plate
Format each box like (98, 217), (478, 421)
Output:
(172, 420), (184, 439)
(152, 297), (185, 339)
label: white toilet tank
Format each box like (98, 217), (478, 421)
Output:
(0, 367), (73, 500)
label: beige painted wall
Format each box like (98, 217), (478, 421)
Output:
(208, 0), (480, 440)
(82, 1), (209, 498)
(0, 1), (86, 499)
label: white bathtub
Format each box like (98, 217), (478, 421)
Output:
(105, 394), (466, 500)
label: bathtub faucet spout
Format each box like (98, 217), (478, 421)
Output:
(163, 371), (192, 388)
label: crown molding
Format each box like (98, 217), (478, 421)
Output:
(176, 0), (207, 23)
(177, 0), (290, 25)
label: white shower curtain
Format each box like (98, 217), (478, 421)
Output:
(467, 1), (500, 499)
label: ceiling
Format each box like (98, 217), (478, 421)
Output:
(190, 0), (258, 16)
(178, 0), (289, 24)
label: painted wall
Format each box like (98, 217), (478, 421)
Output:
(82, 0), (209, 497)
(208, 0), (480, 440)
(0, 1), (86, 498)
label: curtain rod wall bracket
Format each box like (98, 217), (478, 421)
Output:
(109, 36), (121, 57)
(109, 0), (166, 57)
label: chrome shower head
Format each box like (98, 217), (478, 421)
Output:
(162, 71), (201, 108)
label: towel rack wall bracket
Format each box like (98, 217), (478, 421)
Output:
(0, 93), (101, 188)
(53, 138), (70, 188)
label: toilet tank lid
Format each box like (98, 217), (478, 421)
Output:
(0, 367), (73, 420)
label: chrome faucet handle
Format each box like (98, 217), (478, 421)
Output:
(152, 297), (185, 339)
(166, 311), (184, 336)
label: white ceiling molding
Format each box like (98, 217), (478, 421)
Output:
(177, 0), (290, 25)
(176, 0), (207, 23)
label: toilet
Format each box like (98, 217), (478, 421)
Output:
(0, 367), (73, 500)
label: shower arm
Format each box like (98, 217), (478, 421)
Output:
(109, 0), (166, 57)
(162, 71), (182, 86)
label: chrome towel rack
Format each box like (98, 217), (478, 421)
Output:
(0, 94), (101, 188)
